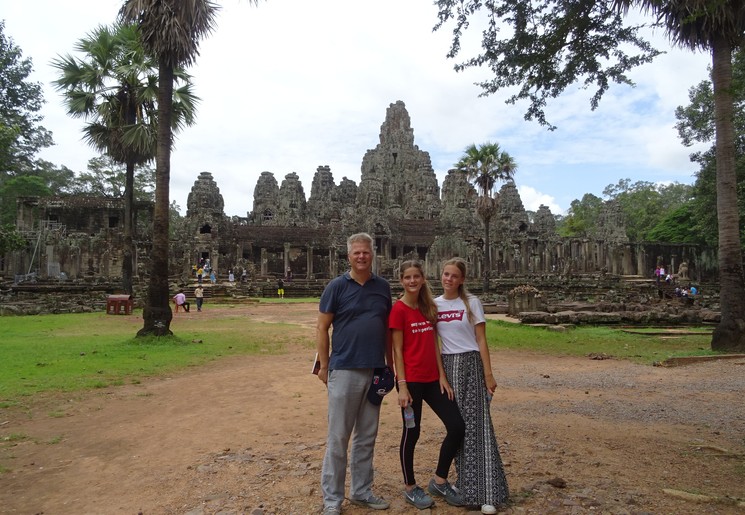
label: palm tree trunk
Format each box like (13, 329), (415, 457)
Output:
(122, 160), (135, 296)
(710, 36), (745, 352)
(138, 58), (174, 337)
(483, 214), (491, 293)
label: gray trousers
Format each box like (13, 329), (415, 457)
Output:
(322, 368), (380, 509)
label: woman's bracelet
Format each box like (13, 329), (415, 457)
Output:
(397, 379), (407, 384)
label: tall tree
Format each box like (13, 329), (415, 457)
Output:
(455, 142), (517, 291)
(675, 49), (745, 250)
(434, 0), (745, 352)
(119, 0), (221, 336)
(627, 1), (745, 352)
(52, 23), (198, 296)
(0, 21), (53, 178)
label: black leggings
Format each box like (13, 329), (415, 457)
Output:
(399, 381), (465, 486)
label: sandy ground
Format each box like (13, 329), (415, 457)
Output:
(1, 302), (744, 515)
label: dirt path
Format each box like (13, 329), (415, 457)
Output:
(1, 303), (744, 514)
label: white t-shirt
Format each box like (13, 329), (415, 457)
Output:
(435, 294), (486, 354)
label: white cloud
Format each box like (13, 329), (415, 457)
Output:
(517, 186), (562, 214)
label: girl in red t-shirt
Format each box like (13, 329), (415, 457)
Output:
(390, 260), (465, 509)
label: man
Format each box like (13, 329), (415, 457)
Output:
(172, 290), (189, 313)
(277, 277), (285, 299)
(317, 233), (392, 515)
(194, 285), (204, 312)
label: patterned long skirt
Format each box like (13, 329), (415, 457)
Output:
(442, 351), (509, 507)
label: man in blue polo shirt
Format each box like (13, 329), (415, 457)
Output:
(316, 232), (392, 514)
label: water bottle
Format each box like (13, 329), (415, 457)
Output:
(403, 404), (415, 428)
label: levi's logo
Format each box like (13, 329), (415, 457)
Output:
(438, 310), (464, 322)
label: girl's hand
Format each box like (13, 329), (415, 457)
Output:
(485, 373), (497, 393)
(398, 385), (412, 408)
(439, 377), (454, 400)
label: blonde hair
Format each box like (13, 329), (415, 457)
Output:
(399, 260), (438, 325)
(442, 257), (475, 324)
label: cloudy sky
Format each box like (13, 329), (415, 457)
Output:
(4, 0), (712, 217)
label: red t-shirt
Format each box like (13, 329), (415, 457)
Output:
(389, 301), (439, 383)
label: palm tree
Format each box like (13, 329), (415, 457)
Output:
(613, 1), (745, 351)
(52, 23), (198, 296)
(455, 142), (517, 292)
(119, 0), (223, 336)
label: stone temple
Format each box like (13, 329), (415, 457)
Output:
(7, 101), (717, 293)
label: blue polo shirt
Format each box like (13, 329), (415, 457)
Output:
(319, 272), (392, 370)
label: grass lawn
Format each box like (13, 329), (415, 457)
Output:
(485, 320), (716, 363)
(0, 305), (314, 407)
(0, 301), (720, 407)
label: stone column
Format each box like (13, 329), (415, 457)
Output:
(329, 247), (336, 278)
(670, 254), (677, 279)
(622, 244), (633, 275)
(284, 242), (291, 275)
(636, 244), (646, 277)
(307, 245), (314, 279)
(261, 248), (268, 276)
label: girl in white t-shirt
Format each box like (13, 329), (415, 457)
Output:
(435, 257), (509, 514)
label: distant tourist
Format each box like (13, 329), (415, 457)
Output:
(277, 277), (285, 299)
(195, 285), (204, 312)
(172, 290), (189, 313)
(228, 270), (235, 283)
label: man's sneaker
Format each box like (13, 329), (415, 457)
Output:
(404, 486), (434, 509)
(322, 506), (341, 515)
(349, 493), (390, 510)
(481, 504), (498, 514)
(427, 478), (464, 506)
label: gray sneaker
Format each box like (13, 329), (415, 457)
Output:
(322, 506), (341, 515)
(404, 485), (434, 509)
(349, 493), (390, 510)
(427, 478), (464, 506)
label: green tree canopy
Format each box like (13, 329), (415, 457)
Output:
(434, 1), (661, 129)
(71, 155), (155, 201)
(0, 175), (52, 225)
(646, 204), (701, 243)
(0, 223), (25, 254)
(0, 21), (53, 176)
(602, 179), (693, 242)
(558, 193), (604, 238)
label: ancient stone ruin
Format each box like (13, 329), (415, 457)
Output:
(1, 101), (719, 321)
